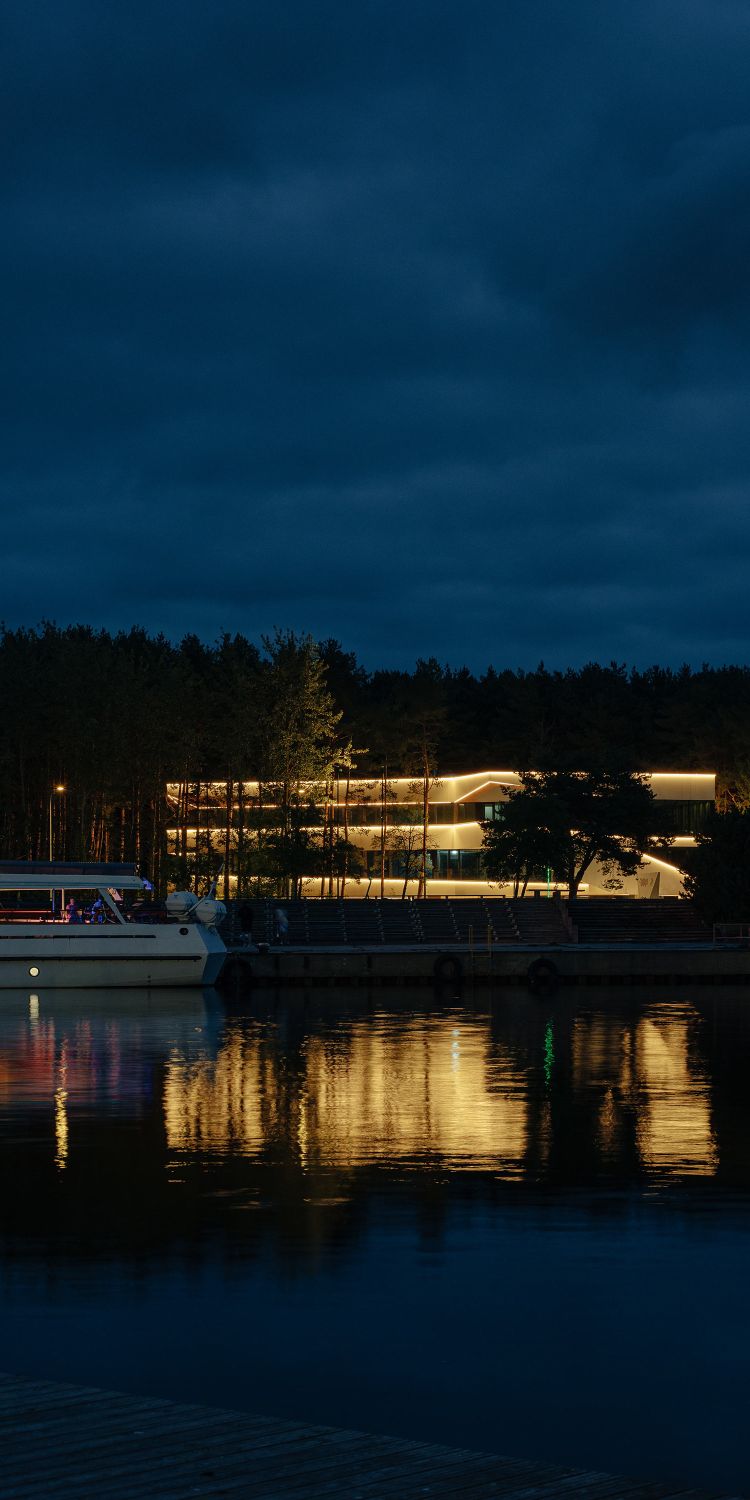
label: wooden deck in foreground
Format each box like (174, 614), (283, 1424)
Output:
(0, 1374), (741, 1500)
(0, 1373), (742, 1500)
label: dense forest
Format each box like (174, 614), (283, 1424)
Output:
(1, 623), (748, 894)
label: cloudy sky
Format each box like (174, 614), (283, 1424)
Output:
(3, 1), (750, 668)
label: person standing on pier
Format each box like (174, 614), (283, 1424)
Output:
(237, 902), (254, 945)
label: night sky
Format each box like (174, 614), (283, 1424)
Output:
(4, 2), (750, 669)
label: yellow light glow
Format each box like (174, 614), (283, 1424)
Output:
(571, 1011), (716, 1178)
(640, 853), (688, 878)
(636, 1018), (717, 1176)
(54, 1087), (68, 1170)
(54, 1041), (69, 1171)
(648, 772), (715, 780)
(163, 1019), (531, 1176)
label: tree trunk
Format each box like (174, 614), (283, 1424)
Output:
(205, 782), (213, 879)
(341, 770), (351, 899)
(224, 775), (233, 902)
(194, 781), (201, 887)
(380, 763), (387, 900)
(237, 780), (245, 896)
(327, 776), (335, 898)
(131, 788), (139, 865)
(318, 780), (327, 894)
(152, 787), (162, 892)
(180, 779), (188, 861)
(418, 750), (429, 899)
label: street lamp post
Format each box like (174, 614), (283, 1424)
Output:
(49, 785), (65, 916)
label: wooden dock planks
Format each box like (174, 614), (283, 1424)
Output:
(0, 1372), (742, 1500)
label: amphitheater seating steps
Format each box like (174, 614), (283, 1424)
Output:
(377, 899), (421, 943)
(250, 898), (272, 944)
(480, 898), (521, 942)
(225, 895), (710, 947)
(341, 901), (383, 945)
(509, 897), (571, 945)
(283, 902), (310, 944)
(450, 898), (495, 943)
(417, 900), (460, 943)
(570, 897), (710, 944)
(220, 898), (273, 944)
(301, 898), (346, 944)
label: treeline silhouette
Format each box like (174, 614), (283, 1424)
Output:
(1, 624), (747, 890)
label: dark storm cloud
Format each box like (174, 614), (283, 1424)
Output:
(3, 0), (750, 667)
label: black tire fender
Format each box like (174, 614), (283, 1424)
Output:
(526, 957), (560, 993)
(433, 953), (463, 982)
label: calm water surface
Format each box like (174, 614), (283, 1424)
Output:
(1, 984), (749, 1492)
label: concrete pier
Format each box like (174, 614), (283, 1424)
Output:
(222, 940), (750, 988)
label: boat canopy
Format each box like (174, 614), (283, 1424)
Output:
(0, 862), (146, 892)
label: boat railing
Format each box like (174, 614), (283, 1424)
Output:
(0, 909), (55, 923)
(0, 910), (106, 924)
(0, 907), (161, 925)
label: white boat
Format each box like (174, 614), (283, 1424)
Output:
(0, 863), (226, 989)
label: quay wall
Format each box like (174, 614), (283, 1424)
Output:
(223, 943), (750, 988)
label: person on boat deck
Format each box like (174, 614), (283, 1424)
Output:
(65, 898), (82, 924)
(90, 896), (105, 923)
(274, 906), (289, 943)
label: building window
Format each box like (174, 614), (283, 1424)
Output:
(457, 801), (505, 823)
(657, 800), (713, 835)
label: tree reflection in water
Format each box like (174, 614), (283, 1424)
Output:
(0, 985), (737, 1266)
(1, 985), (749, 1493)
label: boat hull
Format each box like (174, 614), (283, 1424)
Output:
(0, 923), (226, 989)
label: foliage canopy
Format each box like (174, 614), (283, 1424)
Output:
(0, 624), (731, 896)
(683, 810), (750, 924)
(483, 769), (660, 898)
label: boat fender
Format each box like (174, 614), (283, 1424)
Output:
(434, 953), (463, 982)
(526, 957), (559, 994)
(166, 891), (199, 920)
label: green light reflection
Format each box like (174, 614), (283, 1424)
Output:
(544, 1019), (554, 1087)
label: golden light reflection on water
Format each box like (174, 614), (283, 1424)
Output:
(163, 1003), (718, 1182)
(299, 1024), (528, 1171)
(636, 1018), (717, 1175)
(0, 994), (722, 1184)
(54, 1040), (69, 1171)
(164, 1019), (530, 1174)
(54, 1087), (68, 1170)
(572, 1009), (717, 1176)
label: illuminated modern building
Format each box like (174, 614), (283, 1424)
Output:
(165, 770), (715, 898)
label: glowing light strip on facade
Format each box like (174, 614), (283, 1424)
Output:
(164, 770), (715, 897)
